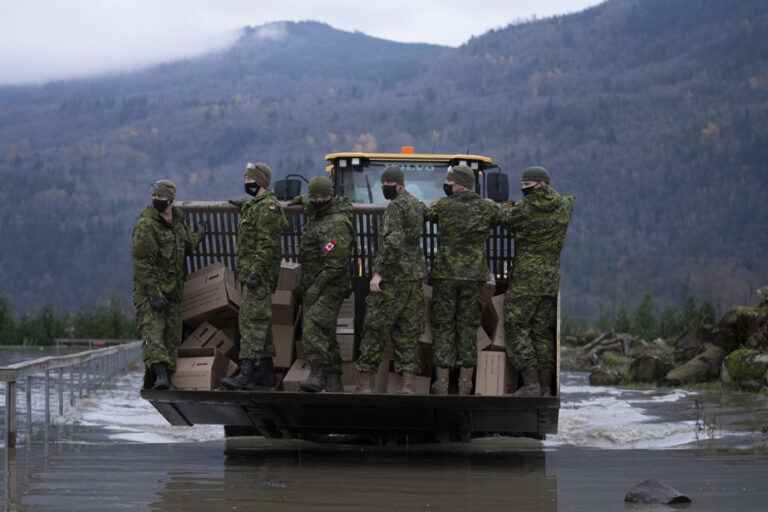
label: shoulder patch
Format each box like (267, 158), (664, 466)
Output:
(323, 239), (337, 253)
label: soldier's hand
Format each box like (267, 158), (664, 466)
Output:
(228, 199), (245, 210)
(245, 272), (260, 290)
(369, 273), (383, 293)
(287, 195), (305, 206)
(150, 295), (169, 312)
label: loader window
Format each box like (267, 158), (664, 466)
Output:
(339, 161), (454, 204)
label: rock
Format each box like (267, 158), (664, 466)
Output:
(723, 349), (768, 391)
(589, 367), (627, 386)
(625, 479), (692, 505)
(564, 335), (579, 346)
(630, 355), (673, 383)
(720, 360), (732, 385)
(665, 343), (725, 385)
(674, 329), (707, 364)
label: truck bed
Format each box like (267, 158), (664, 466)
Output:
(141, 389), (560, 442)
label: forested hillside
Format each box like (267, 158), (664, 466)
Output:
(1, 0), (767, 321)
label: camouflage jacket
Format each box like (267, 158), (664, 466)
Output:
(237, 191), (288, 287)
(132, 206), (201, 304)
(425, 191), (502, 282)
(300, 197), (355, 299)
(373, 190), (426, 283)
(502, 184), (574, 297)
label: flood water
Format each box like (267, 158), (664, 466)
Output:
(2, 349), (768, 511)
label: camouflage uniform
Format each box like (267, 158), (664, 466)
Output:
(502, 184), (574, 372)
(426, 191), (502, 368)
(357, 190), (426, 374)
(301, 197), (355, 371)
(132, 206), (200, 370)
(237, 191), (288, 359)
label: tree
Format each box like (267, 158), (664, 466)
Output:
(634, 293), (657, 340)
(615, 306), (631, 333)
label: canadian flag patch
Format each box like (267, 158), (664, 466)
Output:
(323, 240), (337, 253)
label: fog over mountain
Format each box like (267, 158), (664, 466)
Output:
(1, 0), (767, 322)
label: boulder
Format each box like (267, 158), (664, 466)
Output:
(589, 367), (628, 386)
(630, 355), (673, 383)
(665, 343), (725, 385)
(722, 349), (768, 391)
(625, 479), (692, 505)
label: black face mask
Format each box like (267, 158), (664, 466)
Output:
(382, 184), (398, 200)
(310, 199), (332, 211)
(153, 199), (171, 211)
(522, 186), (536, 196)
(244, 183), (260, 197)
(443, 183), (454, 197)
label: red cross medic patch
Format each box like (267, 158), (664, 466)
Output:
(323, 239), (337, 253)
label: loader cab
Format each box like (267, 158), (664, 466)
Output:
(274, 149), (509, 203)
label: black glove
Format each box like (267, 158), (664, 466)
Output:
(245, 273), (260, 290)
(150, 295), (169, 311)
(228, 199), (245, 210)
(197, 220), (209, 238)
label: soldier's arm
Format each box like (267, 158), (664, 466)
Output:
(372, 204), (406, 275)
(182, 221), (202, 255)
(500, 202), (525, 234)
(132, 221), (163, 299)
(241, 203), (287, 277)
(310, 217), (354, 292)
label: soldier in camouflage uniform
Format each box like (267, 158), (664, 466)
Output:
(355, 166), (426, 394)
(222, 163), (288, 390)
(501, 167), (574, 396)
(133, 180), (204, 390)
(297, 176), (355, 392)
(426, 166), (502, 395)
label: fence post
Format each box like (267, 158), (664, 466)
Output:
(25, 376), (32, 433)
(5, 381), (17, 448)
(44, 370), (51, 427)
(69, 367), (75, 407)
(57, 368), (64, 415)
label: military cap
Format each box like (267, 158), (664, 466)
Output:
(450, 165), (475, 190)
(308, 176), (333, 199)
(521, 166), (551, 183)
(151, 179), (176, 199)
(244, 162), (272, 188)
(381, 165), (405, 185)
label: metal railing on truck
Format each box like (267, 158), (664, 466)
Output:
(0, 341), (143, 448)
(177, 201), (515, 280)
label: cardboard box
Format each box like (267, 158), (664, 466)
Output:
(172, 347), (237, 391)
(273, 307), (300, 369)
(282, 358), (311, 391)
(386, 372), (431, 394)
(337, 316), (354, 331)
(475, 349), (509, 396)
(337, 327), (355, 362)
(271, 290), (297, 325)
(295, 337), (304, 359)
(182, 263), (242, 326)
(181, 322), (237, 359)
(276, 261), (301, 292)
(490, 294), (505, 348)
(339, 294), (355, 320)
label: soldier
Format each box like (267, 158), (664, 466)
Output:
(133, 180), (204, 390)
(426, 166), (502, 395)
(297, 176), (355, 392)
(222, 163), (288, 390)
(501, 166), (574, 396)
(355, 166), (426, 394)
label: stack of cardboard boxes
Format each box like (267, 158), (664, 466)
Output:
(173, 261), (302, 391)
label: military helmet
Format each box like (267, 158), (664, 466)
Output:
(450, 165), (475, 190)
(521, 166), (551, 183)
(151, 179), (176, 200)
(381, 165), (405, 185)
(308, 176), (333, 199)
(244, 162), (272, 188)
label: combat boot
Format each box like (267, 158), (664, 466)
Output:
(221, 358), (256, 390)
(398, 373), (416, 395)
(431, 367), (450, 395)
(150, 363), (175, 391)
(355, 371), (375, 394)
(300, 360), (324, 393)
(323, 371), (343, 393)
(458, 367), (474, 395)
(539, 369), (553, 397)
(251, 356), (275, 389)
(513, 369), (541, 397)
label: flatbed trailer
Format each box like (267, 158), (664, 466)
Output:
(142, 152), (562, 443)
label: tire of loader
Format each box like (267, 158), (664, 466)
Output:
(224, 425), (260, 438)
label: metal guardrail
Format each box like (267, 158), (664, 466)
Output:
(0, 341), (143, 448)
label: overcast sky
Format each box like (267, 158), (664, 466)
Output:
(0, 0), (603, 85)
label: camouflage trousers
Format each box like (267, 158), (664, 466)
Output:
(239, 283), (274, 359)
(504, 294), (556, 372)
(137, 299), (182, 370)
(431, 279), (483, 368)
(357, 280), (423, 375)
(303, 284), (349, 371)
